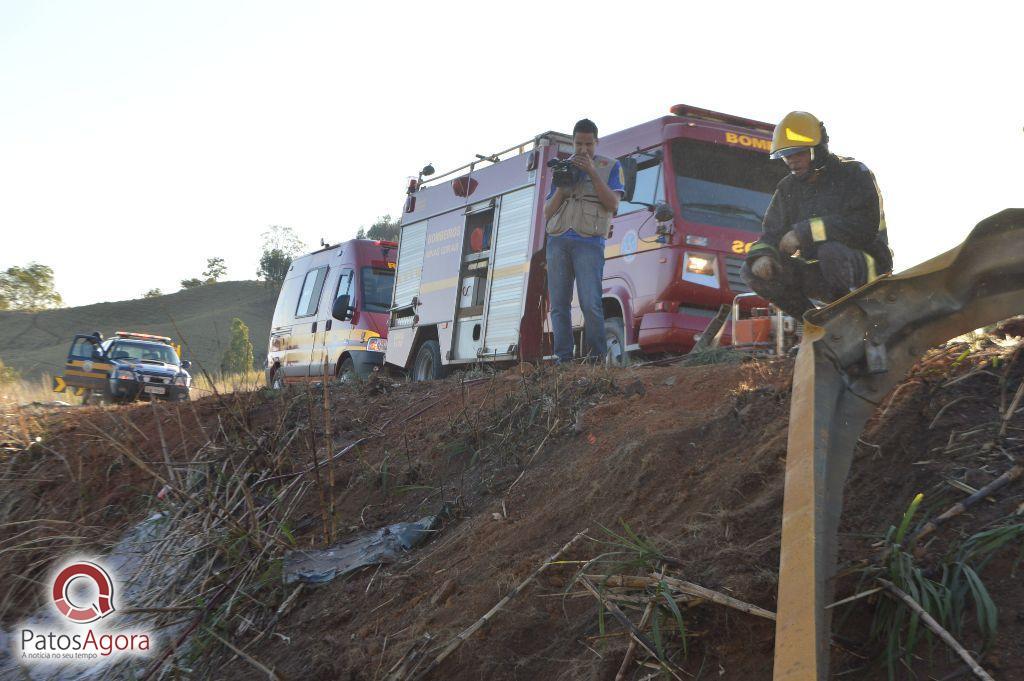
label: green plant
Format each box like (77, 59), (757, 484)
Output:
(867, 494), (946, 678)
(203, 257), (227, 283)
(0, 359), (19, 385)
(944, 523), (1024, 644)
(220, 317), (255, 374)
(856, 494), (1024, 679)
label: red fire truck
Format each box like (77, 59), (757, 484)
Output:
(384, 104), (789, 379)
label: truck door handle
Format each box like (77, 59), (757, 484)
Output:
(312, 321), (318, 333)
(326, 320), (332, 331)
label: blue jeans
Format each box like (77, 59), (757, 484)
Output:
(546, 235), (606, 363)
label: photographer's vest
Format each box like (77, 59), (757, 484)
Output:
(545, 154), (616, 239)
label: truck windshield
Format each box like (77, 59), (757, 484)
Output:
(360, 266), (394, 313)
(107, 341), (180, 365)
(672, 138), (788, 233)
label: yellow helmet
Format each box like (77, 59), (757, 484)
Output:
(770, 111), (823, 160)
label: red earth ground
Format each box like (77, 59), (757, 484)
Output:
(2, 337), (1022, 680)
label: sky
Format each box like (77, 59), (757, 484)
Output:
(1, 1), (1020, 307)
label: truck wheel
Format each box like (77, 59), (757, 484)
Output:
(605, 318), (631, 367)
(411, 340), (445, 382)
(337, 357), (357, 383)
(85, 384), (115, 405)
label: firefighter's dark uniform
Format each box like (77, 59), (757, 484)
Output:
(740, 153), (892, 318)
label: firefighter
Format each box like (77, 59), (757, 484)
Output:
(543, 118), (625, 364)
(740, 111), (892, 318)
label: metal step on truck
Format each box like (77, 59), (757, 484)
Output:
(384, 104), (791, 380)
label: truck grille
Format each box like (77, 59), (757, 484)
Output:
(141, 375), (168, 384)
(725, 256), (750, 293)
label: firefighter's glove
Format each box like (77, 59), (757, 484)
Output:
(779, 230), (801, 256)
(751, 256), (779, 280)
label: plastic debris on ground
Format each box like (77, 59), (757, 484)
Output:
(283, 515), (439, 585)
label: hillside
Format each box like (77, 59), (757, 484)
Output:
(0, 281), (277, 379)
(1, 335), (1022, 680)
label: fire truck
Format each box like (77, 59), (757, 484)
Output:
(384, 104), (790, 379)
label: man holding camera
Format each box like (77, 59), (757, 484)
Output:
(543, 118), (625, 364)
(741, 111), (892, 319)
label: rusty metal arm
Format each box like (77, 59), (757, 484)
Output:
(773, 208), (1024, 680)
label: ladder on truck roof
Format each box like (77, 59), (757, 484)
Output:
(417, 130), (572, 190)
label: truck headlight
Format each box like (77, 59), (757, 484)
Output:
(114, 369), (135, 381)
(173, 375), (189, 387)
(366, 337), (387, 353)
(685, 253), (716, 276)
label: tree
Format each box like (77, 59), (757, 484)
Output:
(257, 249), (291, 289)
(358, 215), (400, 242)
(0, 263), (63, 311)
(143, 288), (163, 298)
(180, 278), (204, 290)
(257, 226), (305, 289)
(260, 225), (305, 257)
(221, 318), (255, 375)
(203, 257), (227, 283)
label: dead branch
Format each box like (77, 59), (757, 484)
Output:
(203, 625), (282, 680)
(587, 574), (775, 621)
(877, 579), (994, 681)
(577, 576), (687, 681)
(999, 378), (1024, 437)
(909, 463), (1024, 546)
(614, 567), (665, 681)
(415, 528), (588, 679)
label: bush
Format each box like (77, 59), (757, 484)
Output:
(0, 359), (20, 385)
(221, 318), (255, 375)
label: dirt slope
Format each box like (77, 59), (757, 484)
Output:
(2, 335), (1022, 680)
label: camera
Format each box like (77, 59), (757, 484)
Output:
(547, 157), (580, 188)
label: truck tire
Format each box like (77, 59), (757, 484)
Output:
(605, 317), (631, 367)
(411, 340), (445, 382)
(85, 386), (114, 406)
(337, 357), (357, 383)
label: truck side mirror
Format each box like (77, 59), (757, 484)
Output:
(654, 202), (675, 223)
(181, 360), (192, 370)
(332, 294), (353, 322)
(619, 157), (638, 203)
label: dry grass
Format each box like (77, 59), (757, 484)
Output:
(0, 387), (315, 678)
(190, 369), (265, 398)
(0, 369), (263, 409)
(0, 372), (82, 406)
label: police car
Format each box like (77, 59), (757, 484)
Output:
(55, 331), (192, 404)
